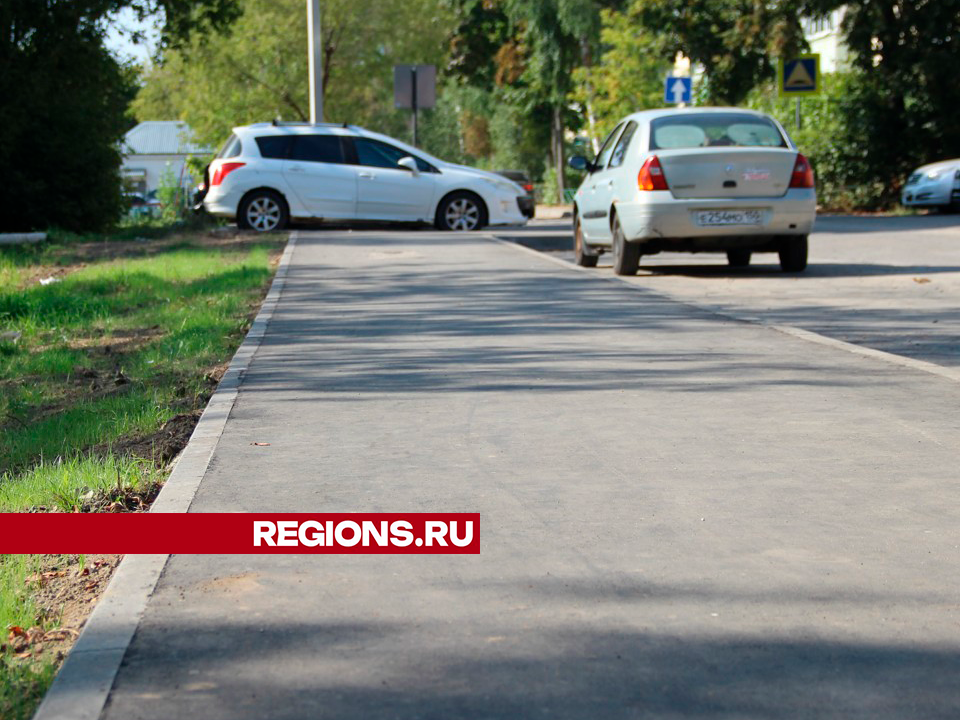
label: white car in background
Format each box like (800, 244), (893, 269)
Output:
(199, 122), (529, 232)
(569, 108), (817, 274)
(901, 159), (960, 212)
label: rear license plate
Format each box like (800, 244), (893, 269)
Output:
(695, 210), (763, 226)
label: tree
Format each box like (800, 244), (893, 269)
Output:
(808, 0), (960, 204)
(629, 0), (806, 105)
(570, 6), (669, 143)
(135, 0), (452, 149)
(0, 0), (239, 232)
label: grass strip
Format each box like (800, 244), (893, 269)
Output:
(0, 227), (285, 719)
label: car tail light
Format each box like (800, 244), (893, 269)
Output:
(638, 156), (668, 191)
(789, 153), (815, 188)
(211, 162), (246, 186)
(523, 183), (534, 192)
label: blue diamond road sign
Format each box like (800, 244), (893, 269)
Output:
(779, 55), (820, 96)
(664, 76), (692, 104)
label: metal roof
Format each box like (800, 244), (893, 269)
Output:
(123, 121), (212, 156)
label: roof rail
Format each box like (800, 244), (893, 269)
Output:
(266, 119), (356, 129)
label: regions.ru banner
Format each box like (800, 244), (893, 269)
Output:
(1, 513), (480, 554)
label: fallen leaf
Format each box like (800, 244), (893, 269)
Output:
(7, 625), (27, 638)
(250, 442), (271, 446)
(76, 567), (90, 577)
(15, 651), (31, 659)
(913, 277), (931, 284)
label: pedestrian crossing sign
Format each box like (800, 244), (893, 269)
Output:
(779, 54), (821, 97)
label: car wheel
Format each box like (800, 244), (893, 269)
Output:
(727, 249), (752, 267)
(238, 190), (289, 232)
(573, 215), (598, 268)
(437, 192), (487, 231)
(611, 214), (640, 276)
(779, 236), (808, 272)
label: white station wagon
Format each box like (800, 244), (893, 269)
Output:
(569, 108), (817, 274)
(200, 122), (533, 232)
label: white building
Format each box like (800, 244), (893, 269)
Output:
(802, 8), (849, 72)
(121, 121), (211, 195)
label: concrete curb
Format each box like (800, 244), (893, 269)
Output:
(30, 231), (300, 720)
(489, 234), (960, 386)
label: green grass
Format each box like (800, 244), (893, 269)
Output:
(0, 554), (54, 720)
(0, 230), (284, 719)
(0, 243), (275, 474)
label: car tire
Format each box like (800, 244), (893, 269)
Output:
(573, 214), (598, 268)
(779, 236), (808, 272)
(436, 192), (487, 231)
(727, 249), (752, 267)
(237, 190), (289, 232)
(611, 214), (640, 276)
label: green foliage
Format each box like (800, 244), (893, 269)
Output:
(0, 1), (240, 233)
(0, 240), (279, 475)
(155, 167), (185, 222)
(570, 6), (669, 139)
(629, 0), (806, 105)
(823, 0), (960, 206)
(134, 0), (452, 148)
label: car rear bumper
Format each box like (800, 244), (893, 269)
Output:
(615, 190), (816, 246)
(203, 185), (244, 219)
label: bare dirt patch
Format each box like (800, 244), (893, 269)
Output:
(101, 410), (203, 468)
(4, 555), (121, 665)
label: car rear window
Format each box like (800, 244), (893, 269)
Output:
(216, 134), (242, 159)
(256, 135), (293, 159)
(650, 113), (787, 150)
(290, 134), (345, 164)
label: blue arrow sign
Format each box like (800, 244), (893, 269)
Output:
(664, 77), (692, 104)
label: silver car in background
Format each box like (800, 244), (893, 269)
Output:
(569, 108), (817, 275)
(901, 159), (960, 213)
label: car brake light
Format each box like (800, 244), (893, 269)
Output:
(211, 162), (246, 186)
(523, 183), (534, 192)
(638, 156), (668, 191)
(789, 153), (815, 188)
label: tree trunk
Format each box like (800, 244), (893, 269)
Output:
(552, 105), (566, 203)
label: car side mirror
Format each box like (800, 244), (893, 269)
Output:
(568, 155), (592, 172)
(397, 156), (420, 176)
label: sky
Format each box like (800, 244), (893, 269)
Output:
(102, 7), (161, 65)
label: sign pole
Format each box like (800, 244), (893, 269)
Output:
(795, 98), (801, 131)
(307, 0), (323, 123)
(412, 67), (418, 147)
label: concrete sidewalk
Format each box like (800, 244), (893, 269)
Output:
(70, 230), (960, 717)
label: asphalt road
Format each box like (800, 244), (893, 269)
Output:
(97, 226), (960, 719)
(500, 214), (960, 366)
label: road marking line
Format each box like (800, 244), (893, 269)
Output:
(489, 234), (960, 385)
(31, 232), (300, 720)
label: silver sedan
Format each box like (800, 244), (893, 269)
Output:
(901, 159), (960, 212)
(569, 108), (817, 275)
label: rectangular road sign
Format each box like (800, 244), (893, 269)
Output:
(779, 54), (821, 97)
(664, 76), (692, 104)
(394, 65), (436, 110)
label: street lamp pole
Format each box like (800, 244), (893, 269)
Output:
(307, 0), (323, 123)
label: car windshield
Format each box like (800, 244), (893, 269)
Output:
(650, 113), (787, 150)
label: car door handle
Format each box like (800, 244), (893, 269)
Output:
(287, 165), (305, 173)
(358, 172), (375, 179)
